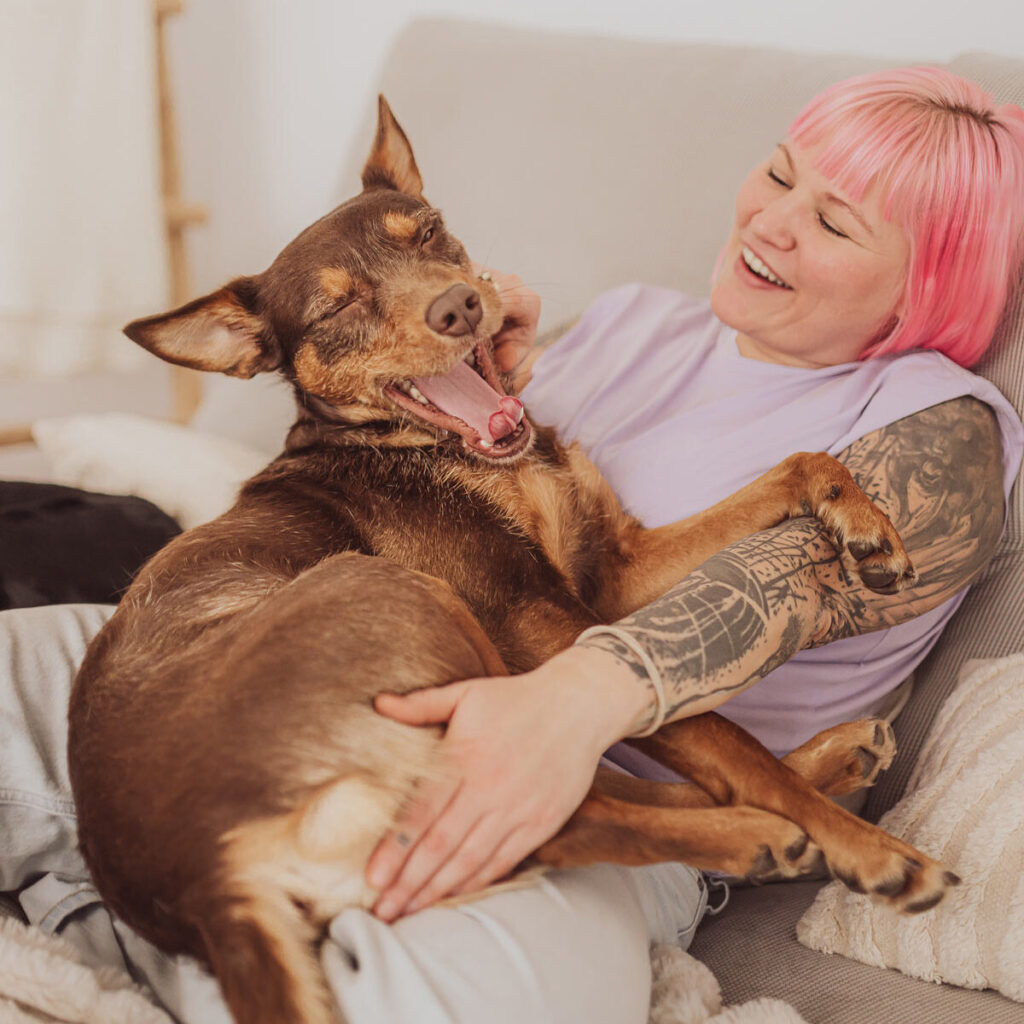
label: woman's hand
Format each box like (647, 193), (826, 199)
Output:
(472, 262), (541, 375)
(365, 645), (652, 921)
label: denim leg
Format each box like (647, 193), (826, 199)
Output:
(0, 604), (114, 890)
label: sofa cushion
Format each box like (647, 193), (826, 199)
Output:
(798, 653), (1024, 1000)
(689, 882), (1022, 1024)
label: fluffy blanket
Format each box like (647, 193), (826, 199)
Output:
(0, 914), (809, 1024)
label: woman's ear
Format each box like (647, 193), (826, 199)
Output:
(123, 277), (280, 378)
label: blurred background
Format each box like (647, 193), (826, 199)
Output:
(3, 0), (1024, 469)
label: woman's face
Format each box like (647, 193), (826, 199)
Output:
(710, 139), (910, 368)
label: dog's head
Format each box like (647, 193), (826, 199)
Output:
(126, 98), (532, 462)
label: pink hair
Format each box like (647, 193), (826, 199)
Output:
(789, 67), (1024, 367)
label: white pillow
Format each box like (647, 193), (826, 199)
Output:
(32, 413), (272, 530)
(797, 652), (1024, 1000)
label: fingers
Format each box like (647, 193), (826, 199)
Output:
(365, 776), (461, 896)
(397, 816), (508, 917)
(371, 787), (481, 921)
(374, 683), (465, 725)
(449, 825), (532, 898)
(471, 262), (541, 373)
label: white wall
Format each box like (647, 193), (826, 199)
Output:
(169, 0), (1024, 295)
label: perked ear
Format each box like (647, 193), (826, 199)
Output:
(123, 278), (280, 378)
(360, 95), (424, 198)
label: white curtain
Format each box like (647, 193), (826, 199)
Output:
(0, 0), (169, 378)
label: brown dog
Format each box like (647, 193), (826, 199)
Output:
(68, 99), (956, 1024)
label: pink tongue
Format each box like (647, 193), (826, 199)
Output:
(412, 362), (523, 441)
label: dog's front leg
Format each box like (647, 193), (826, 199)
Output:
(594, 451), (914, 621)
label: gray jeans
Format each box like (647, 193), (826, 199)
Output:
(0, 604), (707, 1024)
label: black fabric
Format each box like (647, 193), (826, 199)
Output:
(0, 482), (180, 610)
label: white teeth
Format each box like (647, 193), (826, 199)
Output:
(479, 438), (493, 449)
(514, 405), (524, 424)
(742, 246), (788, 287)
(465, 353), (477, 367)
(408, 384), (429, 406)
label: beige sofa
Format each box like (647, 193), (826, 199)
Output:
(347, 18), (1024, 1023)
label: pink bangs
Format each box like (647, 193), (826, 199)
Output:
(789, 68), (1024, 367)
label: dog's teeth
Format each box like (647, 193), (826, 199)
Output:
(465, 352), (476, 367)
(409, 384), (425, 400)
(479, 439), (494, 449)
(514, 405), (524, 424)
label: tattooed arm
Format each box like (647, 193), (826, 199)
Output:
(579, 395), (1006, 727)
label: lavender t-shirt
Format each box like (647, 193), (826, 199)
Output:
(522, 284), (1024, 761)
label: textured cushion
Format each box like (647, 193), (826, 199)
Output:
(32, 413), (271, 530)
(798, 653), (1024, 1000)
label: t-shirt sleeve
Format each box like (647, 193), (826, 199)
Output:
(825, 351), (1024, 504)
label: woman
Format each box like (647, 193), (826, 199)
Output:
(1, 67), (1023, 1024)
(365, 67), (1024, 922)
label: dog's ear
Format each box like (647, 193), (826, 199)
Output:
(361, 95), (424, 198)
(124, 277), (280, 378)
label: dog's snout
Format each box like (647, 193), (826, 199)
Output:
(426, 284), (483, 337)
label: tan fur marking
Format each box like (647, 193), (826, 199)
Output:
(383, 211), (420, 241)
(216, 887), (334, 1024)
(318, 266), (354, 300)
(222, 777), (401, 923)
(443, 441), (632, 598)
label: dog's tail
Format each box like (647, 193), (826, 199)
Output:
(197, 888), (343, 1024)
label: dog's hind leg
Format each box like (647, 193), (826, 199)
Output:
(601, 717), (898, 809)
(534, 786), (820, 882)
(625, 713), (958, 911)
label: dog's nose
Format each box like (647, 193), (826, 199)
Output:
(426, 284), (483, 337)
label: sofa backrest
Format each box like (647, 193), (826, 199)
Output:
(357, 20), (1024, 819)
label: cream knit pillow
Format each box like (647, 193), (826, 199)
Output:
(797, 652), (1024, 999)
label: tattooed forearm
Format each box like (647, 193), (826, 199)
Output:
(582, 518), (844, 716)
(579, 395), (1006, 723)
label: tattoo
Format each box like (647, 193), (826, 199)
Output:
(583, 397), (1005, 722)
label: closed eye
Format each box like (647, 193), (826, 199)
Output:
(311, 297), (355, 325)
(767, 167), (790, 188)
(818, 214), (848, 239)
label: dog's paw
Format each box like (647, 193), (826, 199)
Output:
(786, 719), (897, 797)
(789, 454), (915, 594)
(817, 493), (915, 594)
(824, 832), (960, 913)
(741, 819), (825, 884)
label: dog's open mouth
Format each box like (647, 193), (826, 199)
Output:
(385, 343), (533, 460)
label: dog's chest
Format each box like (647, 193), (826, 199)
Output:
(332, 452), (605, 630)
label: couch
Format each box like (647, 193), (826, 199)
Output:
(3, 17), (1023, 1024)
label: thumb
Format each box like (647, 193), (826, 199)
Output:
(374, 683), (466, 725)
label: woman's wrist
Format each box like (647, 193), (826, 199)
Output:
(536, 641), (658, 750)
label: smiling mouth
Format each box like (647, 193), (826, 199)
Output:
(741, 246), (792, 289)
(384, 342), (533, 460)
